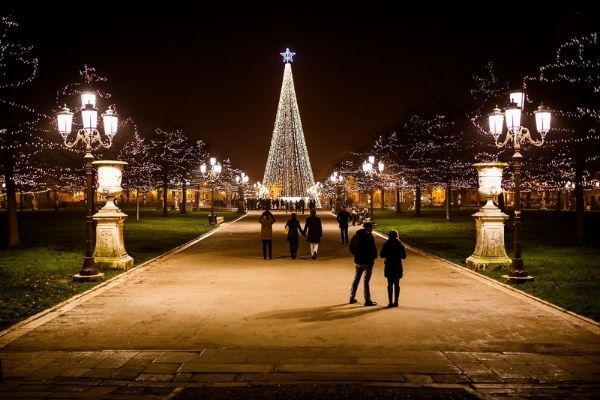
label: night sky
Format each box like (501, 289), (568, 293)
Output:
(5, 5), (595, 182)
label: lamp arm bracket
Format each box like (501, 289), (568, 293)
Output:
(495, 131), (513, 148)
(91, 129), (112, 149)
(519, 127), (544, 147)
(63, 132), (82, 149)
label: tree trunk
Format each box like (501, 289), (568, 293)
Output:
(18, 186), (23, 212)
(162, 179), (168, 216)
(575, 142), (585, 244)
(555, 189), (561, 211)
(181, 181), (187, 214)
(395, 184), (401, 214)
(415, 185), (421, 217)
(136, 190), (140, 221)
(195, 183), (201, 211)
(445, 183), (452, 221)
(3, 155), (21, 247)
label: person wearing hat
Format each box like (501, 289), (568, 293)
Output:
(348, 222), (378, 306)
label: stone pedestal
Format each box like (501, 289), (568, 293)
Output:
(466, 200), (512, 271)
(93, 207), (134, 270)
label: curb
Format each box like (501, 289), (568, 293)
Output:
(0, 213), (249, 349)
(372, 230), (599, 333)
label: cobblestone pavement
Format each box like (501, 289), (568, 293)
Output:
(1, 211), (598, 399)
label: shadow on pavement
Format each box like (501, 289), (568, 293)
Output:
(253, 303), (387, 322)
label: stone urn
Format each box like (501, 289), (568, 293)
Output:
(466, 162), (512, 271)
(94, 160), (127, 211)
(92, 160), (133, 270)
(474, 162), (505, 211)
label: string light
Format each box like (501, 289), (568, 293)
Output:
(262, 49), (316, 200)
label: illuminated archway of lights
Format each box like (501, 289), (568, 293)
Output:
(262, 49), (315, 200)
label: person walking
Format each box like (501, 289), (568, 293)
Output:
(258, 208), (276, 259)
(349, 222), (378, 306)
(285, 212), (304, 259)
(303, 207), (323, 259)
(336, 205), (351, 244)
(379, 229), (407, 308)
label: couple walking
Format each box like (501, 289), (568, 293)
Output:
(258, 207), (322, 260)
(349, 222), (407, 308)
(284, 208), (322, 259)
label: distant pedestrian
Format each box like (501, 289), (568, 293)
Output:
(349, 222), (378, 306)
(303, 207), (323, 259)
(379, 230), (407, 308)
(258, 208), (276, 259)
(285, 212), (304, 259)
(336, 205), (351, 244)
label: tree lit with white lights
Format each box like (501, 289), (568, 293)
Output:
(262, 49), (315, 200)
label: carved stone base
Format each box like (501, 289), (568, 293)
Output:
(466, 201), (511, 271)
(93, 208), (134, 270)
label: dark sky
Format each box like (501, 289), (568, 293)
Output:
(5, 5), (596, 182)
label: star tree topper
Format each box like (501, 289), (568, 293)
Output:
(280, 48), (295, 63)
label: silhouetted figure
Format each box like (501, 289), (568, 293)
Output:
(285, 213), (304, 259)
(336, 205), (351, 244)
(379, 229), (407, 308)
(303, 207), (323, 259)
(259, 209), (276, 259)
(349, 222), (378, 306)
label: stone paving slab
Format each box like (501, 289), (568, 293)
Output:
(1, 211), (599, 399)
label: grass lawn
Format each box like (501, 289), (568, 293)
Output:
(0, 208), (238, 330)
(374, 208), (600, 322)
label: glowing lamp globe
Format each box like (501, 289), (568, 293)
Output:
(80, 91), (97, 108)
(81, 103), (98, 130)
(102, 108), (119, 138)
(504, 103), (521, 131)
(473, 162), (507, 207)
(93, 160), (127, 210)
(534, 104), (551, 137)
(57, 106), (73, 137)
(488, 106), (504, 139)
(509, 90), (525, 109)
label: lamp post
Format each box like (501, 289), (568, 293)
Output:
(57, 91), (119, 282)
(329, 171), (344, 212)
(200, 157), (222, 224)
(487, 90), (551, 283)
(235, 172), (249, 213)
(362, 155), (384, 222)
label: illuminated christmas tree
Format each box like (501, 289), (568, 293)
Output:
(262, 48), (315, 200)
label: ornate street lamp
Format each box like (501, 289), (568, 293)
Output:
(487, 90), (551, 282)
(200, 157), (222, 224)
(56, 91), (121, 281)
(329, 171), (344, 211)
(235, 172), (249, 213)
(362, 156), (384, 222)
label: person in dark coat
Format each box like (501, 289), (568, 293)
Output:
(303, 207), (322, 259)
(349, 222), (378, 306)
(379, 229), (407, 308)
(336, 205), (351, 244)
(285, 213), (304, 259)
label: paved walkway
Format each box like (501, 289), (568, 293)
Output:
(1, 211), (599, 399)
